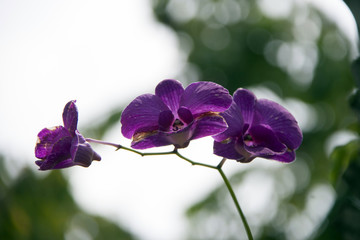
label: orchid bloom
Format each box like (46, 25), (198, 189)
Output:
(121, 79), (232, 149)
(35, 100), (101, 170)
(213, 88), (302, 163)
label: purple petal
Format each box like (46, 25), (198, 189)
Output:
(158, 110), (174, 131)
(180, 81), (232, 116)
(178, 107), (193, 124)
(245, 124), (287, 153)
(233, 88), (256, 125)
(268, 150), (296, 163)
(121, 94), (170, 139)
(37, 157), (73, 170)
(36, 135), (73, 170)
(155, 79), (185, 113)
(244, 145), (284, 159)
(213, 140), (244, 160)
(52, 158), (75, 169)
(131, 131), (172, 149)
(71, 131), (101, 167)
(62, 100), (78, 135)
(138, 114), (228, 149)
(213, 102), (244, 142)
(253, 99), (303, 150)
(191, 113), (228, 140)
(35, 126), (72, 159)
(243, 124), (287, 161)
(132, 122), (196, 149)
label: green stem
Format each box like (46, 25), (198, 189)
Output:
(117, 146), (218, 169)
(173, 149), (218, 169)
(117, 145), (175, 157)
(89, 139), (252, 239)
(217, 159), (253, 240)
(85, 138), (121, 149)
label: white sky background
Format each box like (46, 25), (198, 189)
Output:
(0, 1), (225, 239)
(0, 0), (358, 240)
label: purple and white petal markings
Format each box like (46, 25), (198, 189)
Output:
(121, 79), (233, 149)
(35, 100), (101, 170)
(213, 88), (303, 163)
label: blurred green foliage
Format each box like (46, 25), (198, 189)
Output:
(314, 145), (360, 240)
(149, 0), (359, 239)
(329, 139), (360, 185)
(0, 156), (135, 240)
(84, 109), (123, 140)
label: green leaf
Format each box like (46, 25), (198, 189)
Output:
(351, 57), (360, 88)
(313, 144), (360, 240)
(330, 139), (360, 186)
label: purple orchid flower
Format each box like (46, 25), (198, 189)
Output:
(35, 100), (101, 170)
(213, 88), (302, 163)
(121, 79), (232, 149)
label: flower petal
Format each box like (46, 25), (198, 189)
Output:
(62, 100), (78, 135)
(268, 150), (296, 163)
(37, 157), (73, 170)
(36, 134), (73, 170)
(213, 102), (244, 142)
(158, 110), (174, 131)
(178, 107), (193, 124)
(254, 99), (303, 150)
(131, 131), (172, 149)
(180, 81), (232, 115)
(121, 94), (170, 139)
(191, 113), (228, 140)
(244, 142), (286, 158)
(243, 124), (287, 160)
(132, 121), (198, 149)
(155, 79), (184, 113)
(51, 159), (75, 169)
(233, 88), (256, 124)
(71, 131), (101, 167)
(35, 126), (72, 159)
(245, 124), (287, 153)
(213, 140), (244, 160)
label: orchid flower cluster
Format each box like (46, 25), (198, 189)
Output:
(35, 79), (302, 239)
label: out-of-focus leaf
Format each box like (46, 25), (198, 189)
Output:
(349, 90), (360, 117)
(351, 57), (360, 88)
(312, 150), (360, 240)
(0, 156), (135, 240)
(84, 108), (123, 139)
(330, 139), (360, 186)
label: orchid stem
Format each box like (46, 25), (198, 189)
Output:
(118, 145), (175, 157)
(88, 139), (252, 239)
(85, 138), (121, 149)
(216, 159), (253, 240)
(173, 148), (218, 169)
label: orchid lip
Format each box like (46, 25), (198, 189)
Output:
(172, 119), (185, 131)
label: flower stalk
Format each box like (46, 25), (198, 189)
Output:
(89, 138), (253, 240)
(85, 138), (121, 149)
(217, 160), (253, 240)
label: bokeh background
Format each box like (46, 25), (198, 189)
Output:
(1, 0), (360, 239)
